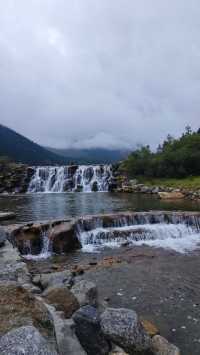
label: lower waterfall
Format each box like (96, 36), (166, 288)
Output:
(28, 165), (113, 193)
(78, 223), (200, 253)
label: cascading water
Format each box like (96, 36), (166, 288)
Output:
(24, 231), (52, 260)
(28, 165), (113, 193)
(76, 214), (200, 253)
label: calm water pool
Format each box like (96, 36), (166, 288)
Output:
(0, 192), (200, 223)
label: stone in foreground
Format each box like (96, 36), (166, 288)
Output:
(100, 308), (151, 354)
(71, 279), (97, 306)
(73, 305), (110, 355)
(43, 286), (79, 318)
(151, 335), (180, 355)
(36, 270), (74, 290)
(0, 326), (58, 355)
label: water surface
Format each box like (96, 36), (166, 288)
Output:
(1, 192), (200, 223)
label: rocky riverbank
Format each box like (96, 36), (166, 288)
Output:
(0, 225), (180, 355)
(116, 180), (200, 201)
(0, 162), (34, 193)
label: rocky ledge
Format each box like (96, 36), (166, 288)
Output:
(0, 162), (34, 194)
(6, 211), (200, 257)
(0, 226), (180, 354)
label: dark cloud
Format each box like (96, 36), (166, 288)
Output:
(0, 0), (200, 149)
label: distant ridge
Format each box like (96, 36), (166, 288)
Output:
(46, 147), (130, 164)
(0, 124), (69, 165)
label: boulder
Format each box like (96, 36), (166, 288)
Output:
(0, 326), (58, 355)
(35, 270), (74, 290)
(151, 335), (180, 355)
(71, 280), (97, 307)
(0, 226), (7, 247)
(50, 310), (87, 355)
(73, 305), (110, 355)
(158, 192), (184, 200)
(43, 286), (79, 318)
(49, 222), (81, 253)
(100, 308), (151, 354)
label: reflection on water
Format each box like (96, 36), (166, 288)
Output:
(0, 192), (200, 224)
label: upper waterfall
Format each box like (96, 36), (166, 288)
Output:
(27, 165), (113, 193)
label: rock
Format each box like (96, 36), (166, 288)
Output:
(0, 326), (58, 355)
(100, 308), (151, 354)
(0, 281), (54, 337)
(71, 280), (98, 307)
(48, 308), (87, 355)
(152, 187), (160, 194)
(92, 181), (98, 192)
(141, 319), (159, 337)
(0, 212), (16, 221)
(109, 345), (129, 354)
(73, 305), (110, 355)
(38, 270), (74, 289)
(158, 192), (184, 200)
(43, 286), (79, 318)
(0, 226), (7, 247)
(49, 222), (81, 253)
(151, 335), (180, 355)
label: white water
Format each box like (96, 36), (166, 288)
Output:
(78, 223), (200, 254)
(24, 232), (52, 260)
(28, 165), (113, 193)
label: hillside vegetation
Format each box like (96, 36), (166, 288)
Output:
(0, 125), (69, 165)
(120, 127), (200, 179)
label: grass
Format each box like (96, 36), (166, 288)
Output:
(137, 176), (200, 191)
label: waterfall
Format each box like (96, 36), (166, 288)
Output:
(76, 213), (200, 253)
(24, 231), (52, 260)
(28, 165), (113, 193)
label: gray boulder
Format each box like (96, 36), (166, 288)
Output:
(0, 226), (7, 247)
(71, 280), (97, 306)
(73, 305), (110, 355)
(100, 308), (151, 354)
(151, 335), (180, 355)
(0, 326), (58, 355)
(33, 270), (74, 290)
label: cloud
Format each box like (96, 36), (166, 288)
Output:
(0, 0), (200, 149)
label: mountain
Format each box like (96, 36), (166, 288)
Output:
(46, 147), (130, 164)
(0, 124), (70, 165)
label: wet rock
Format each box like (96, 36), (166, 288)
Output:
(141, 319), (159, 337)
(0, 326), (58, 355)
(73, 305), (110, 355)
(0, 212), (16, 221)
(0, 226), (7, 247)
(151, 335), (180, 355)
(49, 222), (81, 253)
(43, 286), (79, 318)
(100, 308), (151, 354)
(71, 280), (98, 307)
(37, 270), (74, 290)
(92, 181), (98, 192)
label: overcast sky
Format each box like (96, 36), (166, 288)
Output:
(0, 1), (200, 149)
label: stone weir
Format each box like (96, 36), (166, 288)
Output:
(7, 211), (200, 258)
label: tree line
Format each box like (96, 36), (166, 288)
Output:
(120, 127), (200, 178)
